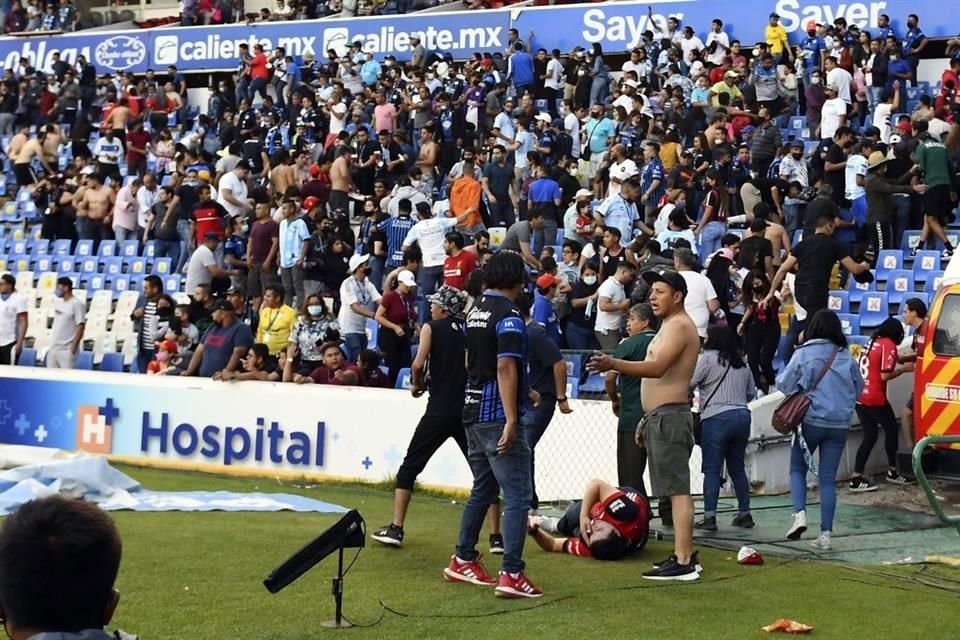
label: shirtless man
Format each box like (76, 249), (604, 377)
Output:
(39, 124), (62, 168)
(103, 99), (131, 141)
(329, 148), (355, 215)
(13, 135), (50, 186)
(269, 151), (297, 198)
(5, 124), (30, 160)
(753, 202), (791, 269)
(293, 151), (311, 187)
(588, 267), (701, 582)
(76, 172), (116, 244)
(416, 125), (438, 186)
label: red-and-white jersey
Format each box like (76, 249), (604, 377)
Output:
(858, 336), (898, 407)
(562, 488), (650, 558)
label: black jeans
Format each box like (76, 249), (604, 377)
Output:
(378, 328), (412, 386)
(746, 320), (781, 392)
(854, 403), (899, 474)
(396, 414), (467, 491)
(0, 343), (14, 365)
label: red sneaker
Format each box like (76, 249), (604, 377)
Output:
(442, 555), (497, 586)
(495, 571), (544, 599)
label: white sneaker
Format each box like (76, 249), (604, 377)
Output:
(786, 511), (807, 540)
(811, 532), (832, 550)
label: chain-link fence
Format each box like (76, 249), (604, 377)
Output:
(534, 349), (704, 503)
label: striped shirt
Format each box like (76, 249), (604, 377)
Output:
(641, 157), (666, 207)
(377, 215), (417, 268)
(690, 350), (756, 421)
(139, 300), (158, 351)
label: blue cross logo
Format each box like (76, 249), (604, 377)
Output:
(0, 400), (12, 426)
(361, 456), (373, 470)
(14, 414), (30, 437)
(99, 398), (119, 426)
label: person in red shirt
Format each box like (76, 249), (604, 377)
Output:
(375, 269), (418, 385)
(249, 43), (271, 102)
(293, 341), (366, 386)
(899, 297), (928, 449)
(125, 120), (151, 177)
(850, 317), (909, 491)
(191, 183), (229, 245)
(442, 231), (478, 290)
(527, 478), (650, 561)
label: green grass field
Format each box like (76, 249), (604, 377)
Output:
(104, 465), (959, 639)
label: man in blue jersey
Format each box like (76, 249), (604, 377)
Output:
(377, 198), (418, 271)
(443, 251), (543, 599)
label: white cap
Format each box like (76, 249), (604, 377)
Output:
(535, 113), (552, 123)
(80, 166), (95, 175)
(575, 188), (593, 199)
(397, 269), (417, 287)
(889, 134), (902, 144)
(623, 79), (639, 89)
(347, 253), (370, 273)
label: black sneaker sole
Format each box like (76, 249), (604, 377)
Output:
(371, 534), (403, 547)
(642, 569), (701, 582)
(786, 525), (807, 540)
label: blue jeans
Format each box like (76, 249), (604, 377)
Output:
(342, 333), (367, 363)
(417, 265), (443, 297)
(790, 424), (848, 532)
(700, 408), (751, 516)
(456, 422), (532, 573)
(698, 220), (726, 257)
(565, 321), (597, 351)
(891, 195), (911, 251)
(368, 255), (385, 294)
(523, 398), (556, 510)
(250, 78), (268, 102)
(154, 239), (181, 274)
(782, 315), (807, 365)
(176, 219), (192, 274)
(488, 197), (515, 228)
(589, 76), (609, 106)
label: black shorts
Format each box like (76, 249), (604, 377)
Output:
(923, 185), (952, 223)
(13, 163), (36, 187)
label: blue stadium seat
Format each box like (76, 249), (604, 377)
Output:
(125, 257), (148, 276)
(394, 368), (412, 389)
(151, 257), (173, 275)
(75, 350), (94, 371)
(100, 352), (124, 372)
(17, 347), (37, 366)
(900, 292), (930, 312)
(102, 257), (124, 276)
(97, 240), (118, 258)
(860, 291), (890, 328)
(365, 318), (379, 345)
(79, 257), (99, 276)
(913, 250), (941, 282)
(836, 313), (861, 337)
(847, 273), (875, 305)
(10, 255), (30, 274)
(924, 271), (946, 295)
(885, 270), (915, 305)
(31, 239), (49, 255)
(143, 240), (156, 258)
(566, 377), (580, 400)
(119, 240), (139, 258)
(162, 274), (182, 293)
(52, 239), (72, 255)
(109, 275), (132, 296)
(11, 239), (27, 254)
(900, 231), (922, 252)
(564, 353), (584, 378)
(827, 290), (850, 314)
(875, 250), (903, 281)
(580, 372), (606, 393)
(129, 274), (145, 292)
(55, 257), (76, 275)
(34, 256), (53, 273)
(75, 240), (94, 257)
(87, 274), (107, 291)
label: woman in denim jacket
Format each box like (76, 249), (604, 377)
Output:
(776, 309), (864, 551)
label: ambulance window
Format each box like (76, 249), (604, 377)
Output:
(933, 295), (960, 357)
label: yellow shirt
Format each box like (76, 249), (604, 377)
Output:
(710, 81), (742, 107)
(765, 24), (787, 54)
(257, 305), (298, 355)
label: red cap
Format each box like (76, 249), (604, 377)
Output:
(806, 20), (817, 31)
(158, 340), (178, 353)
(481, 59), (493, 69)
(536, 274), (562, 289)
(302, 196), (320, 211)
(308, 164), (320, 177)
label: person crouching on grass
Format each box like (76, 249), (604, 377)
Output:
(588, 268), (702, 581)
(527, 478), (651, 561)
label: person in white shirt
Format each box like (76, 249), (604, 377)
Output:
(338, 254), (383, 362)
(136, 172), (158, 238)
(544, 49), (565, 114)
(674, 248), (720, 339)
(561, 99), (581, 159)
(278, 199), (311, 308)
(613, 81), (638, 113)
(874, 86), (897, 144)
(657, 209), (699, 255)
(47, 277), (86, 369)
(185, 233), (240, 294)
(621, 49), (647, 76)
(606, 144), (637, 197)
(844, 141), (870, 203)
(705, 19), (730, 67)
(493, 100), (516, 145)
(401, 203), (472, 296)
(818, 83), (847, 140)
(217, 162), (252, 218)
(594, 261), (636, 350)
(0, 274), (28, 365)
(824, 56), (853, 106)
(679, 26), (705, 61)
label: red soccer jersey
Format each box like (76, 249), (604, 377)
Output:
(561, 488), (650, 558)
(443, 251), (478, 290)
(858, 336), (898, 407)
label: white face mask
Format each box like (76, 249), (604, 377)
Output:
(582, 275), (598, 286)
(811, 77), (821, 85)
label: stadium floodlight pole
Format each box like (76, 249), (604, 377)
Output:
(263, 509), (365, 629)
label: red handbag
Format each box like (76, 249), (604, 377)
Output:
(771, 348), (839, 435)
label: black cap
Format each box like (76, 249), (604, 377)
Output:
(203, 231), (220, 241)
(226, 286), (246, 297)
(212, 299), (234, 311)
(789, 139), (804, 148)
(642, 268), (687, 297)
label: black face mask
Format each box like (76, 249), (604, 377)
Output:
(792, 152), (803, 159)
(157, 306), (173, 318)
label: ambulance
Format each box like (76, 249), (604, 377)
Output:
(913, 253), (960, 478)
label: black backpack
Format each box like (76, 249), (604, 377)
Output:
(553, 131), (574, 161)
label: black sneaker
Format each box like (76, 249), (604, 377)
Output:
(886, 470), (915, 485)
(489, 533), (505, 555)
(695, 516), (717, 531)
(849, 477), (878, 492)
(371, 523), (404, 547)
(643, 556), (700, 582)
(731, 513), (756, 529)
(653, 551), (702, 573)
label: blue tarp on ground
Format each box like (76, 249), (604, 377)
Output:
(0, 457), (347, 515)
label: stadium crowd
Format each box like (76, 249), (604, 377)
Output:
(2, 6), (960, 593)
